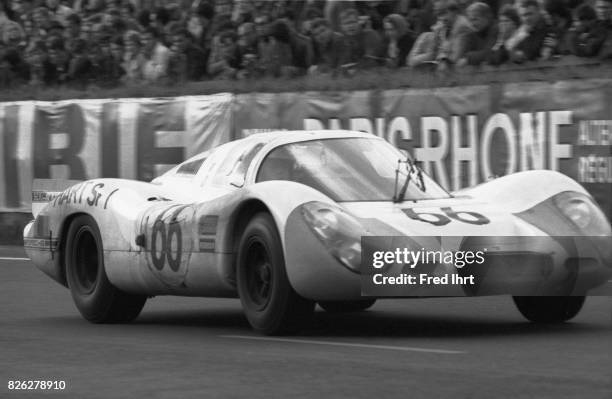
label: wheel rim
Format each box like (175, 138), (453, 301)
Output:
(72, 226), (99, 295)
(245, 239), (273, 311)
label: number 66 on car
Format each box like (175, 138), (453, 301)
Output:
(24, 131), (612, 334)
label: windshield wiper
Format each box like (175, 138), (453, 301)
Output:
(392, 158), (426, 203)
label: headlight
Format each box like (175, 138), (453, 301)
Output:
(301, 201), (363, 272)
(554, 192), (611, 236)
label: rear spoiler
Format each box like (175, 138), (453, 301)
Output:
(32, 179), (82, 218)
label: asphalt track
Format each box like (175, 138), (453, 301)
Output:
(1, 245), (611, 399)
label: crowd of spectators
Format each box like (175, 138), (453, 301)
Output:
(0, 0), (611, 88)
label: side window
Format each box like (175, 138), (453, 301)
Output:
(228, 143), (264, 183)
(177, 158), (206, 175)
(210, 143), (264, 187)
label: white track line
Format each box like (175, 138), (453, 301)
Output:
(0, 257), (30, 261)
(221, 335), (466, 354)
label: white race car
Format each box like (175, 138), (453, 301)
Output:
(24, 131), (612, 334)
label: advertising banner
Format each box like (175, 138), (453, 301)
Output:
(0, 94), (233, 212)
(233, 80), (612, 218)
(1, 81), (610, 217)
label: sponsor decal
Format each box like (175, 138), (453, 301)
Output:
(198, 215), (218, 252)
(402, 207), (490, 226)
(24, 237), (59, 251)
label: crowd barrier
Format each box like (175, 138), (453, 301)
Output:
(0, 80), (610, 223)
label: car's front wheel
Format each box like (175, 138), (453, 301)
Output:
(237, 213), (314, 335)
(513, 296), (585, 323)
(318, 299), (376, 313)
(65, 215), (146, 323)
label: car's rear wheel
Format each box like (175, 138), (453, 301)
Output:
(513, 296), (585, 323)
(237, 213), (314, 335)
(65, 215), (146, 323)
(318, 299), (376, 313)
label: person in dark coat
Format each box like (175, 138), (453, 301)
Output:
(505, 0), (551, 63)
(458, 2), (498, 66)
(309, 17), (347, 74)
(382, 13), (414, 68)
(567, 3), (608, 57)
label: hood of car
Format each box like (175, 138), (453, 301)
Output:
(340, 196), (545, 237)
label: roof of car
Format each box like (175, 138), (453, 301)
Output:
(239, 130), (377, 146)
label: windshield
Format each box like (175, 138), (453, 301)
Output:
(256, 138), (450, 202)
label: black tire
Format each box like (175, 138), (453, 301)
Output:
(513, 296), (585, 323)
(65, 215), (146, 323)
(319, 299), (377, 313)
(237, 213), (314, 335)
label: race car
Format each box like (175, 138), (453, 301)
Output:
(24, 130), (612, 334)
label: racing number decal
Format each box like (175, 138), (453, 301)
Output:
(150, 219), (183, 272)
(144, 205), (195, 287)
(402, 207), (490, 226)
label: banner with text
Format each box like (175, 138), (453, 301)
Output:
(0, 94), (233, 212)
(233, 80), (612, 219)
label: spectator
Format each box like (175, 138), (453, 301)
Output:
(309, 17), (346, 74)
(284, 19), (314, 75)
(258, 19), (293, 78)
(503, 0), (551, 63)
(65, 13), (82, 43)
(32, 6), (51, 34)
(24, 41), (48, 86)
(67, 38), (93, 86)
(46, 36), (69, 84)
(432, 0), (475, 68)
(45, 0), (74, 27)
(167, 27), (207, 82)
(567, 3), (607, 57)
(188, 3), (214, 51)
(207, 30), (240, 79)
(338, 8), (383, 70)
(236, 22), (258, 58)
(458, 2), (497, 66)
(0, 4), (24, 44)
(542, 0), (573, 58)
(488, 4), (521, 64)
(407, 30), (437, 67)
(235, 22), (259, 79)
(596, 0), (612, 58)
(122, 30), (144, 83)
(382, 14), (415, 68)
(141, 26), (170, 81)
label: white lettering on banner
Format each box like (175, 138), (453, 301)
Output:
(578, 156), (612, 183)
(350, 118), (374, 135)
(578, 120), (612, 145)
(118, 102), (138, 179)
(18, 103), (34, 211)
(0, 106), (5, 208)
(416, 116), (450, 189)
(451, 115), (478, 191)
(481, 113), (517, 180)
(304, 110), (575, 190)
(519, 112), (545, 171)
(82, 103), (102, 180)
(550, 111), (573, 171)
(387, 117), (412, 149)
